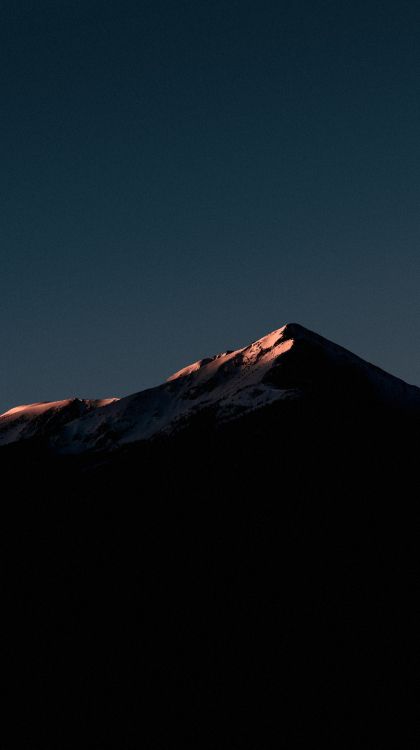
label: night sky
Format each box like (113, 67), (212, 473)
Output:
(1, 0), (419, 412)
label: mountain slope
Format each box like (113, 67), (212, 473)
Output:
(55, 322), (420, 453)
(1, 321), (418, 747)
(0, 398), (118, 447)
(1, 322), (419, 453)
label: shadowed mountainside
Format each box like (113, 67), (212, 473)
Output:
(1, 323), (418, 747)
(1, 322), (419, 453)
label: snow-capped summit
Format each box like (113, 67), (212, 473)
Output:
(53, 323), (304, 453)
(1, 322), (419, 454)
(166, 323), (294, 383)
(54, 322), (419, 454)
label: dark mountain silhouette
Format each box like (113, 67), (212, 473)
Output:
(2, 323), (418, 747)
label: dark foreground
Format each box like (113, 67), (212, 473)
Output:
(2, 396), (418, 747)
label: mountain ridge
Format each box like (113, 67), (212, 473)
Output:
(2, 321), (418, 747)
(1, 322), (419, 452)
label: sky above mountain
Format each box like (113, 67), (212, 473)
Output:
(1, 0), (419, 413)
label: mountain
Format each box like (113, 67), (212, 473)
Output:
(1, 322), (419, 453)
(2, 322), (418, 747)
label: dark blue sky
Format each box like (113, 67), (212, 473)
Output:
(1, 0), (419, 411)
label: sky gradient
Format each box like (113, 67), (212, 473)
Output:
(1, 0), (419, 412)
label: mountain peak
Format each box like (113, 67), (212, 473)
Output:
(166, 322), (303, 384)
(1, 323), (419, 454)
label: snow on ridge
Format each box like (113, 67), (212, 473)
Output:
(0, 399), (76, 420)
(166, 324), (292, 384)
(0, 397), (120, 448)
(0, 398), (119, 422)
(56, 327), (299, 453)
(55, 320), (420, 455)
(2, 321), (419, 454)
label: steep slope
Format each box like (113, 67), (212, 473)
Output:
(1, 323), (418, 748)
(1, 322), (419, 454)
(54, 322), (420, 454)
